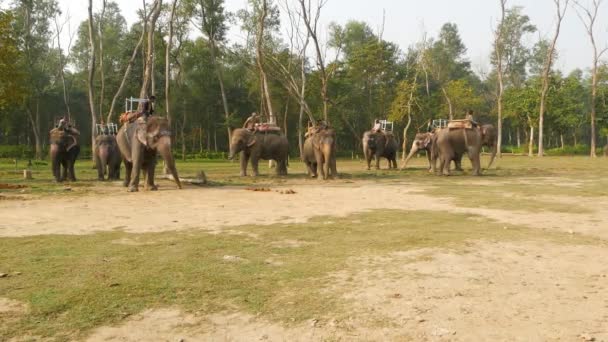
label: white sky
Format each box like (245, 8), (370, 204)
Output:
(46, 0), (608, 75)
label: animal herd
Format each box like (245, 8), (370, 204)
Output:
(48, 116), (497, 191)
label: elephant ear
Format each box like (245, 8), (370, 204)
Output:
(423, 134), (433, 148)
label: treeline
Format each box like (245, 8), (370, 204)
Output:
(0, 0), (607, 160)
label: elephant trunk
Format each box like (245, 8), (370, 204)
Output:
(403, 143), (419, 168)
(157, 137), (182, 189)
(487, 144), (497, 169)
(228, 143), (239, 160)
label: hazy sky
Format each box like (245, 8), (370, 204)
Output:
(50, 0), (608, 75)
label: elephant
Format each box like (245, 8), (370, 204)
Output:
(308, 127), (338, 180)
(94, 135), (121, 181)
(302, 135), (318, 178)
(402, 132), (434, 170)
(362, 131), (398, 170)
(432, 127), (482, 176)
(49, 128), (80, 182)
(116, 116), (182, 192)
(228, 128), (289, 177)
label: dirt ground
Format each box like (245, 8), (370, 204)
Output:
(2, 176), (608, 341)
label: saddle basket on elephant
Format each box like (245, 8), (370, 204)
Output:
(255, 123), (282, 134)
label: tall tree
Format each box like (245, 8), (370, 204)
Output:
(165, 0), (179, 126)
(138, 0), (162, 105)
(87, 0), (97, 152)
(254, 0), (275, 124)
(493, 0), (507, 159)
(538, 0), (568, 157)
(573, 0), (607, 157)
(187, 0), (231, 143)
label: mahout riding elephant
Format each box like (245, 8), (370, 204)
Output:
(362, 131), (398, 170)
(432, 127), (482, 176)
(229, 128), (289, 176)
(116, 116), (182, 192)
(49, 126), (80, 182)
(307, 127), (338, 180)
(94, 135), (121, 181)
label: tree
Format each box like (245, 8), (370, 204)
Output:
(14, 0), (61, 159)
(538, 0), (569, 157)
(573, 0), (608, 157)
(165, 0), (179, 126)
(425, 23), (471, 119)
(138, 0), (163, 104)
(187, 0), (232, 143)
(493, 0), (507, 158)
(0, 10), (26, 110)
(87, 0), (97, 152)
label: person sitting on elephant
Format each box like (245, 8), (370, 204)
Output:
(465, 110), (478, 128)
(142, 95), (156, 118)
(57, 117), (80, 151)
(372, 119), (382, 133)
(243, 112), (260, 131)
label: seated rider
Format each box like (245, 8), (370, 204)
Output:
(243, 112), (260, 131)
(372, 119), (382, 133)
(141, 95), (155, 119)
(465, 110), (478, 128)
(57, 117), (80, 151)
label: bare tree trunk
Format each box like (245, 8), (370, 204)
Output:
(528, 123), (534, 157)
(495, 0), (507, 159)
(138, 0), (162, 107)
(166, 0), (178, 126)
(255, 0), (275, 124)
(441, 86), (453, 120)
(98, 0), (106, 121)
(54, 15), (73, 120)
(87, 0), (97, 158)
(106, 10), (148, 123)
(573, 0), (608, 157)
(538, 0), (568, 157)
(298, 0), (331, 123)
(199, 126), (203, 153)
(26, 105), (42, 160)
(517, 126), (521, 148)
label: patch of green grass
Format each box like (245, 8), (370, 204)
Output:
(0, 210), (599, 341)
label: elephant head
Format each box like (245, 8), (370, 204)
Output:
(228, 128), (256, 159)
(402, 132), (434, 168)
(362, 131), (378, 150)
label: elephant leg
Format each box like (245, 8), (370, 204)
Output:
(60, 159), (68, 181)
(68, 160), (77, 182)
(96, 157), (105, 181)
(442, 152), (452, 176)
(364, 150), (371, 170)
(315, 154), (325, 180)
(128, 141), (143, 192)
(146, 160), (157, 191)
(250, 155), (260, 177)
(426, 150), (432, 171)
(52, 155), (61, 182)
(123, 160), (132, 187)
(240, 152), (249, 177)
(454, 154), (464, 171)
(469, 149), (482, 176)
(374, 153), (381, 170)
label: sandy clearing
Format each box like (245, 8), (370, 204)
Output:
(329, 241), (608, 341)
(1, 181), (607, 239)
(84, 240), (608, 341)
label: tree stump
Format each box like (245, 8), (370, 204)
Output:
(23, 170), (32, 180)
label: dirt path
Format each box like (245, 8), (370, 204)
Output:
(1, 180), (607, 239)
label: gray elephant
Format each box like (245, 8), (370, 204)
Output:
(362, 131), (398, 170)
(432, 127), (482, 176)
(228, 128), (289, 176)
(302, 136), (318, 178)
(94, 135), (121, 181)
(49, 126), (80, 182)
(402, 132), (434, 170)
(116, 116), (182, 192)
(307, 127), (338, 180)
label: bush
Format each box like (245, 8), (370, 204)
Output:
(545, 145), (591, 156)
(0, 145), (36, 159)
